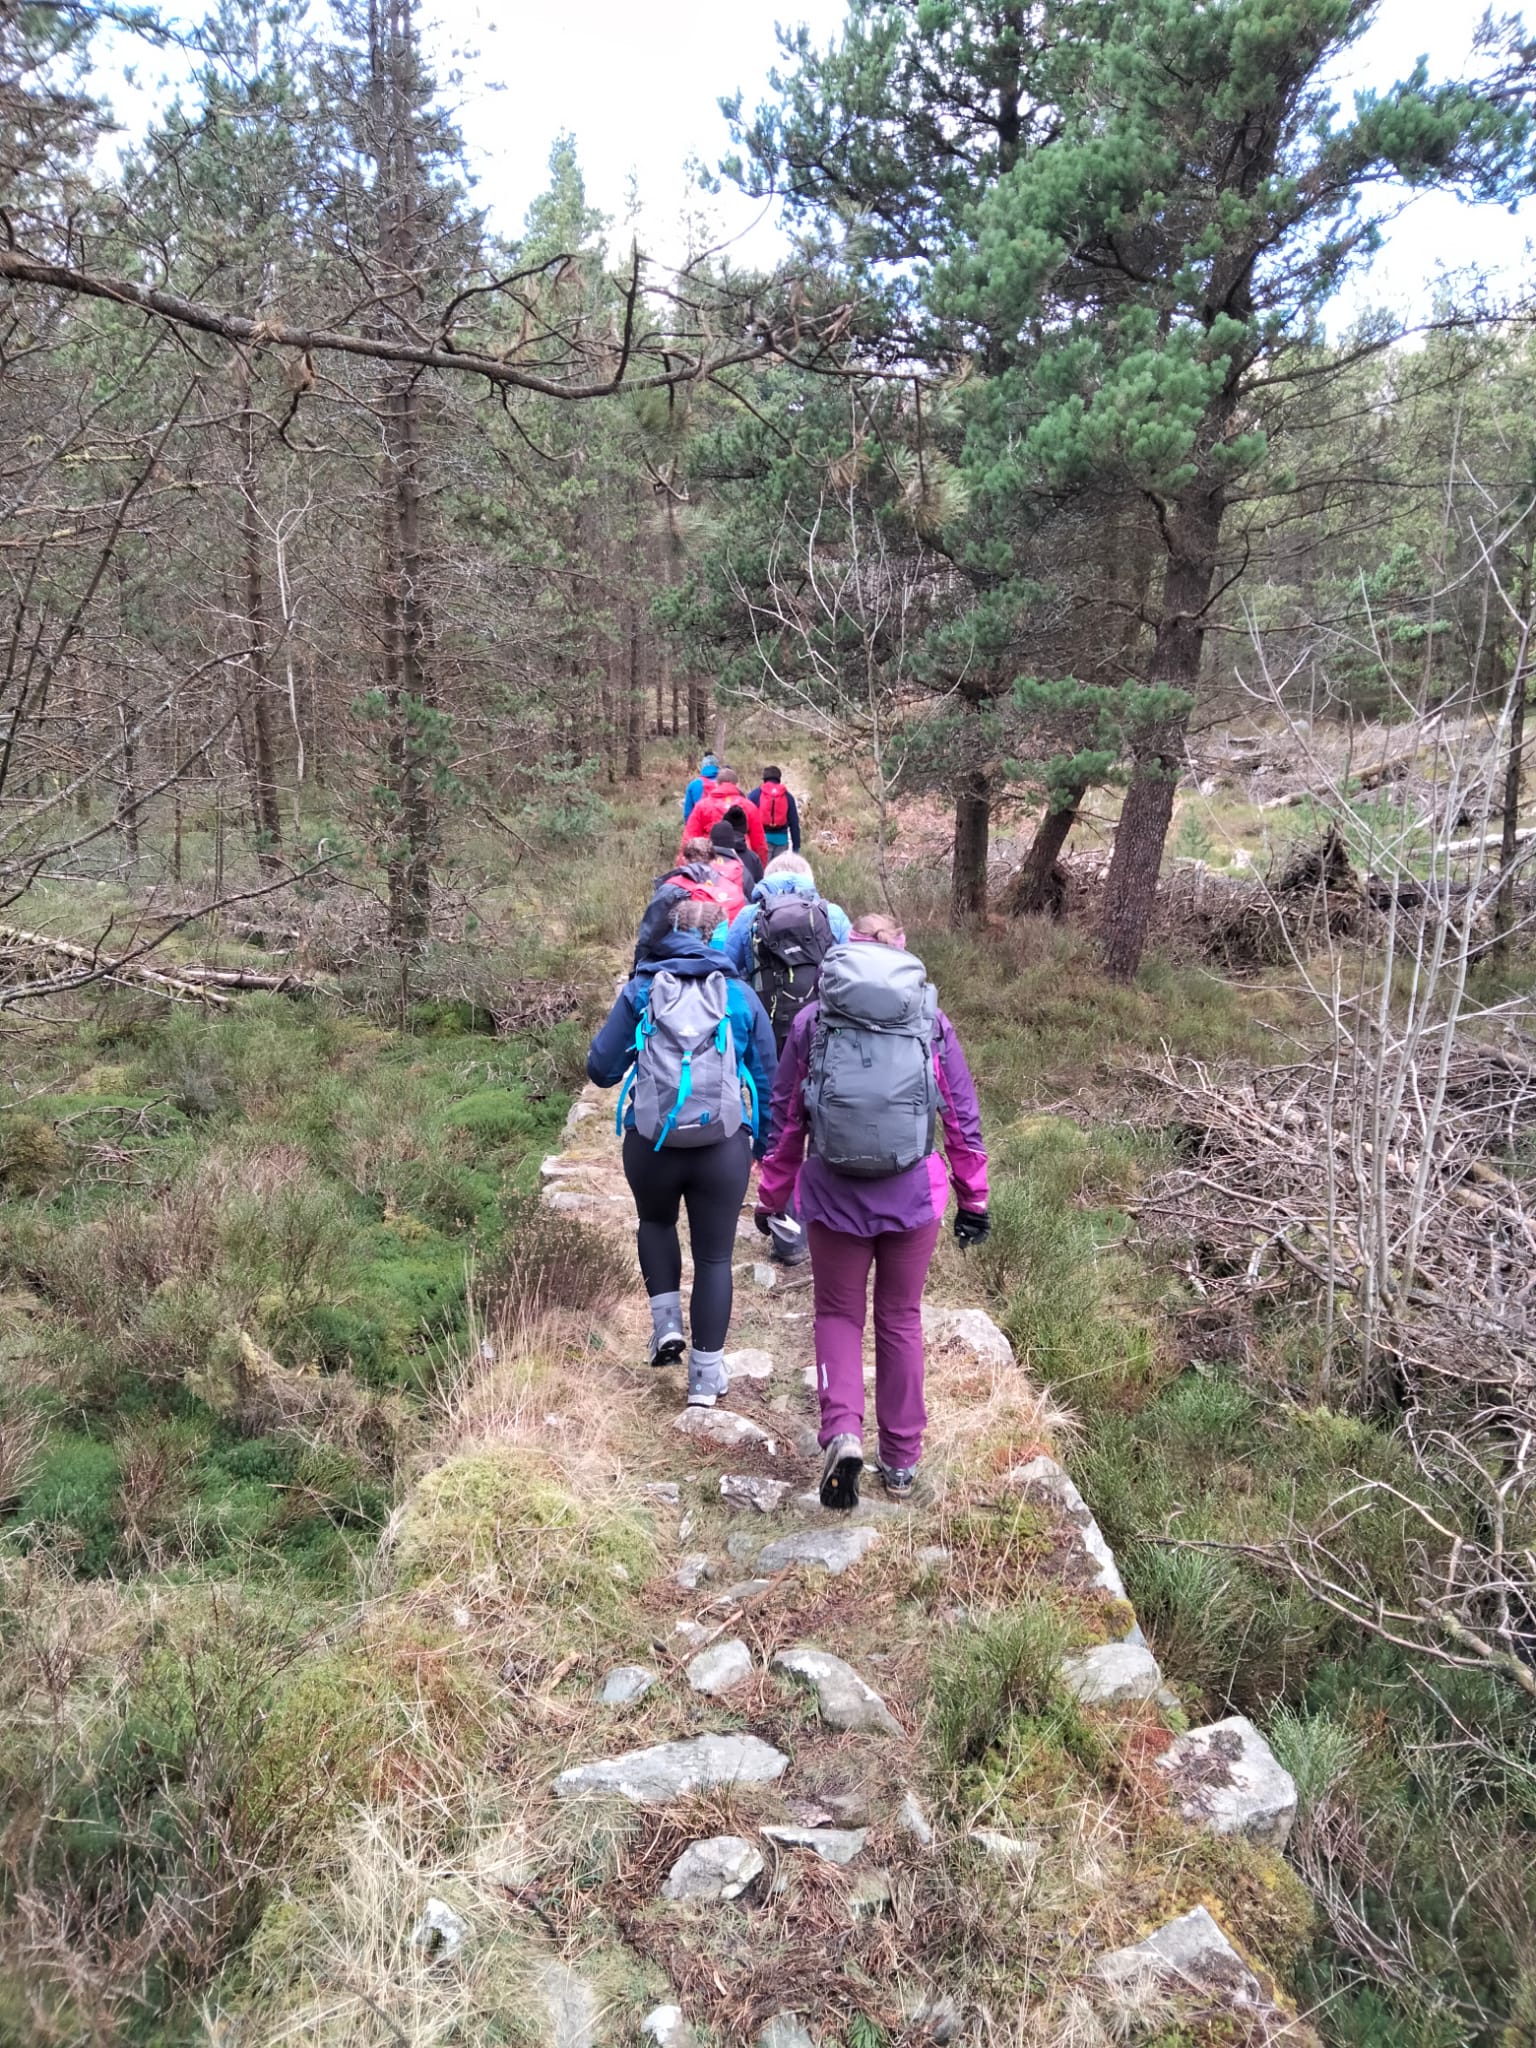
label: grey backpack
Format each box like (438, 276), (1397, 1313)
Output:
(804, 943), (938, 1178)
(620, 970), (751, 1151)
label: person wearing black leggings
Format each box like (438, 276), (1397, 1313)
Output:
(586, 898), (777, 1406)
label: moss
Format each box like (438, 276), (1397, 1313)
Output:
(392, 1445), (656, 1625)
(244, 1652), (404, 1842)
(15, 1433), (120, 1572)
(442, 1086), (541, 1145)
(1134, 1823), (1317, 1988)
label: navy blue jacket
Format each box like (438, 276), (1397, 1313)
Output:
(586, 930), (778, 1151)
(748, 783), (801, 851)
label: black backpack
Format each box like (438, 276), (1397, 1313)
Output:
(753, 893), (835, 1048)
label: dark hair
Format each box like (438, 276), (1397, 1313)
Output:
(671, 897), (720, 936)
(724, 806), (748, 833)
(763, 765), (782, 783)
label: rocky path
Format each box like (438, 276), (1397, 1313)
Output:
(527, 1082), (1314, 2047)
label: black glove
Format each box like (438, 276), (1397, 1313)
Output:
(954, 1208), (991, 1248)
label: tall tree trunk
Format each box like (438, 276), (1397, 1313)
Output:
(235, 356), (283, 874)
(381, 372), (434, 955)
(1491, 545), (1532, 962)
(951, 768), (991, 922)
(1100, 491), (1221, 979)
(1004, 789), (1082, 917)
(625, 599), (643, 779)
(370, 0), (435, 966)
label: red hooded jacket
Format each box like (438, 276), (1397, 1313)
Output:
(680, 781), (768, 863)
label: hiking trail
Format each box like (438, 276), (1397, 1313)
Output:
(523, 1065), (1319, 2046)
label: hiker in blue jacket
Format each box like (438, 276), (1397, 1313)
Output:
(682, 753), (719, 819)
(587, 897), (776, 1408)
(722, 853), (851, 983)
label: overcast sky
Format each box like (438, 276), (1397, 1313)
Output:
(104, 0), (1532, 328)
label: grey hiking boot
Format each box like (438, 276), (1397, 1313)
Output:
(687, 1348), (728, 1408)
(767, 1214), (810, 1266)
(648, 1328), (685, 1369)
(878, 1464), (917, 1500)
(819, 1434), (864, 1513)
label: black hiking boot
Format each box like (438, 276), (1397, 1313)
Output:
(819, 1434), (864, 1513)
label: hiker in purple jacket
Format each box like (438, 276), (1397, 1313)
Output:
(756, 912), (990, 1510)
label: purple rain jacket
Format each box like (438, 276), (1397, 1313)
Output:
(758, 996), (989, 1235)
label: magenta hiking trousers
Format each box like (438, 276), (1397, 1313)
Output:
(808, 1217), (943, 1472)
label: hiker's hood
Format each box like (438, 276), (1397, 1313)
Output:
(633, 929), (742, 980)
(753, 871), (819, 903)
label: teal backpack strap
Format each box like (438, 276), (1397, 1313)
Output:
(614, 993), (651, 1135)
(653, 1044), (694, 1151)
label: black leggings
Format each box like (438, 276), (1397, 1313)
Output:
(621, 1129), (752, 1351)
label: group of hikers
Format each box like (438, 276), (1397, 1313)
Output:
(587, 754), (990, 1514)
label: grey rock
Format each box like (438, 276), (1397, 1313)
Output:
(674, 1553), (713, 1591)
(908, 1992), (963, 2044)
(969, 1830), (1040, 1887)
(544, 1188), (609, 1215)
(642, 1482), (681, 1506)
(896, 1789), (934, 1848)
(757, 1526), (881, 1576)
(674, 1407), (777, 1452)
(706, 1577), (774, 1607)
(561, 1096), (599, 1136)
(1156, 1715), (1298, 1847)
(773, 1645), (901, 1734)
(599, 1664), (657, 1706)
(536, 1961), (599, 2048)
(723, 1348), (775, 1382)
(1005, 1455), (1127, 1601)
(751, 1260), (778, 1289)
(641, 2006), (694, 2048)
(755, 2019), (814, 2048)
(671, 1620), (711, 1650)
(554, 1733), (789, 1803)
(1060, 1641), (1163, 1707)
(721, 1473), (791, 1513)
(661, 1833), (764, 1902)
(920, 1303), (1015, 1368)
(726, 1531), (760, 1563)
(1094, 1906), (1268, 2009)
(761, 1824), (868, 1865)
(686, 1638), (754, 1695)
(409, 1896), (467, 1960)
(849, 1868), (894, 1916)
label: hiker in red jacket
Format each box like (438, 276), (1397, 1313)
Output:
(681, 766), (768, 864)
(748, 766), (801, 854)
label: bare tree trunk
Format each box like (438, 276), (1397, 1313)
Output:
(951, 768), (990, 922)
(235, 355), (283, 874)
(116, 697), (140, 858)
(1492, 658), (1529, 959)
(1004, 789), (1081, 917)
(381, 373), (434, 954)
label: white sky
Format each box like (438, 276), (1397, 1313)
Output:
(99, 0), (1532, 327)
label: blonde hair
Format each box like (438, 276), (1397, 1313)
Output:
(851, 912), (905, 947)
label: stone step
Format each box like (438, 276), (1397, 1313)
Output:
(1155, 1715), (1298, 1847)
(555, 1734), (789, 1803)
(772, 1645), (900, 1735)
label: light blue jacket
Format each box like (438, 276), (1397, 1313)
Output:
(723, 872), (851, 977)
(682, 765), (718, 818)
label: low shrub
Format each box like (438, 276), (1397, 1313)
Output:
(476, 1192), (633, 1326)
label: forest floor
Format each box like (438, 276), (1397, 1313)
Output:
(1, 741), (1532, 2047)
